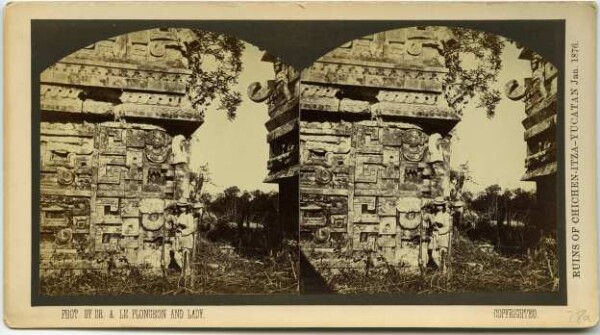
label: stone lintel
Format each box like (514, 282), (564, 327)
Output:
(39, 188), (93, 198)
(301, 187), (349, 196)
(41, 62), (189, 95)
(40, 122), (96, 137)
(114, 103), (202, 122)
(60, 57), (192, 75)
(317, 56), (448, 73)
(302, 99), (459, 122)
(40, 100), (204, 136)
(299, 124), (353, 137)
(302, 64), (445, 93)
(353, 189), (419, 198)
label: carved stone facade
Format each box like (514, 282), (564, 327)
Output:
(249, 53), (300, 239)
(518, 50), (558, 182)
(40, 28), (202, 270)
(299, 28), (459, 272)
(507, 49), (558, 232)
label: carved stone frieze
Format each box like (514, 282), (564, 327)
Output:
(41, 62), (190, 94)
(300, 192), (348, 230)
(302, 62), (444, 93)
(61, 28), (190, 70)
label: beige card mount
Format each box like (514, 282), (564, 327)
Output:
(3, 1), (598, 329)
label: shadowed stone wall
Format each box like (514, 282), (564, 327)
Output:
(39, 28), (203, 270)
(298, 27), (460, 273)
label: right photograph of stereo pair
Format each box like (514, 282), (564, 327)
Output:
(258, 25), (558, 295)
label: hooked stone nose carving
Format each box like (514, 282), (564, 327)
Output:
(247, 80), (276, 103)
(504, 79), (527, 101)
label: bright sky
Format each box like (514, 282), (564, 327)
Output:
(450, 40), (536, 194)
(190, 43), (277, 194)
(190, 36), (538, 196)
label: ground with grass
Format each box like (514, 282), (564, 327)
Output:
(327, 233), (559, 294)
(40, 238), (298, 296)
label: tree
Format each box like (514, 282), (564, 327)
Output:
(461, 190), (474, 203)
(202, 188), (281, 250)
(468, 184), (502, 219)
(177, 29), (246, 120)
(199, 192), (213, 205)
(208, 186), (241, 221)
(449, 162), (471, 201)
(510, 188), (536, 210)
(189, 163), (213, 203)
(223, 186), (241, 200)
(438, 27), (506, 118)
(484, 184), (502, 196)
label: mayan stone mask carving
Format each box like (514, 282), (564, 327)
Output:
(145, 130), (170, 163)
(401, 129), (427, 162)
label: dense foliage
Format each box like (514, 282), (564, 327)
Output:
(439, 27), (506, 118)
(459, 184), (547, 254)
(178, 29), (246, 120)
(204, 186), (279, 226)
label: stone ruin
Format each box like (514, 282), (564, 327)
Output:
(298, 27), (460, 273)
(39, 28), (203, 271)
(248, 53), (300, 241)
(40, 26), (544, 278)
(505, 48), (558, 231)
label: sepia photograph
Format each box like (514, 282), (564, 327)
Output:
(4, 1), (597, 329)
(38, 27), (299, 296)
(298, 26), (559, 295)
